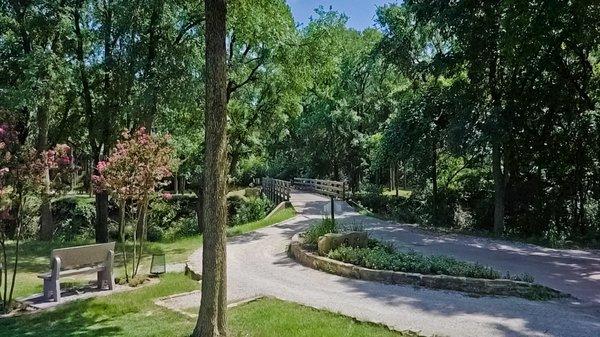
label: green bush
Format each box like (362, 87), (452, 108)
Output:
(234, 155), (268, 187)
(353, 184), (421, 224)
(303, 219), (337, 245)
(229, 196), (272, 226)
(53, 196), (96, 241)
(147, 195), (198, 241)
(163, 217), (199, 241)
(328, 241), (502, 279)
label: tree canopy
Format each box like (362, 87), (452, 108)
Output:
(1, 0), (600, 245)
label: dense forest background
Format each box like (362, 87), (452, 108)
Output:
(2, 0), (600, 246)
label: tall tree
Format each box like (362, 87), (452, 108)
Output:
(193, 0), (228, 336)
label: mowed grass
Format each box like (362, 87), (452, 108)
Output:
(382, 188), (412, 198)
(1, 274), (419, 337)
(7, 206), (296, 299)
(227, 206), (296, 237)
(0, 273), (200, 337)
(228, 298), (421, 337)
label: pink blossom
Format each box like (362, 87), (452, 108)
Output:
(60, 156), (71, 165)
(162, 192), (173, 200)
(97, 161), (108, 173)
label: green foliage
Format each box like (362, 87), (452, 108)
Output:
(229, 196), (273, 226)
(147, 195), (197, 241)
(2, 0), (600, 251)
(162, 217), (199, 242)
(328, 241), (501, 280)
(373, 1), (600, 245)
(303, 218), (337, 245)
(234, 155), (268, 187)
(353, 187), (421, 224)
(52, 196), (96, 242)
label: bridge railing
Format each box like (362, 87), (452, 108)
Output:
(261, 177), (291, 203)
(292, 178), (347, 199)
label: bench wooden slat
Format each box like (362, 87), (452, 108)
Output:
(37, 265), (106, 279)
(52, 242), (115, 270)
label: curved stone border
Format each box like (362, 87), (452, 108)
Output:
(289, 233), (566, 300)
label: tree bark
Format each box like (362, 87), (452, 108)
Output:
(431, 139), (438, 206)
(195, 177), (204, 233)
(492, 140), (505, 234)
(92, 0), (114, 243)
(141, 0), (164, 128)
(193, 0), (228, 336)
(95, 191), (110, 243)
(37, 101), (54, 241)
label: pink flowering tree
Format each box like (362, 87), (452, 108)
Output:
(0, 120), (73, 313)
(93, 128), (175, 281)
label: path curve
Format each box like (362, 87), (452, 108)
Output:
(188, 190), (600, 337)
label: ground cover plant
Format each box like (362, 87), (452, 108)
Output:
(327, 241), (502, 280)
(303, 218), (337, 245)
(327, 239), (536, 283)
(302, 220), (532, 281)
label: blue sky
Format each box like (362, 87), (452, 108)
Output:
(287, 0), (400, 30)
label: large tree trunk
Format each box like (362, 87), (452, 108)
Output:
(141, 0), (164, 129)
(193, 0), (228, 336)
(75, 0), (109, 242)
(431, 139), (438, 206)
(37, 102), (54, 241)
(492, 140), (505, 233)
(195, 176), (204, 233)
(488, 43), (505, 234)
(92, 0), (114, 243)
(95, 191), (110, 243)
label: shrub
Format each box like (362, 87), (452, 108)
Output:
(163, 217), (199, 241)
(303, 218), (337, 245)
(52, 196), (96, 242)
(234, 155), (268, 187)
(147, 195), (198, 241)
(328, 240), (502, 279)
(353, 184), (421, 224)
(229, 196), (272, 226)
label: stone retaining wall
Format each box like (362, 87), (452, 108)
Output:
(289, 234), (565, 300)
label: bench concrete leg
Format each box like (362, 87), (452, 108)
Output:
(50, 256), (61, 302)
(107, 268), (114, 290)
(97, 269), (114, 290)
(53, 279), (61, 302)
(43, 279), (51, 300)
(107, 250), (115, 290)
(97, 271), (104, 289)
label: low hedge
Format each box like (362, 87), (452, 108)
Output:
(327, 241), (504, 280)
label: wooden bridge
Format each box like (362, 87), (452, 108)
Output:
(260, 177), (347, 204)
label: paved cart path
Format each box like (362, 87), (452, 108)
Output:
(186, 190), (600, 337)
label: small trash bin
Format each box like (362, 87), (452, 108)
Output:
(150, 254), (166, 275)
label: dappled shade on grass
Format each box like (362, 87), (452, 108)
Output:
(228, 298), (421, 337)
(2, 273), (420, 337)
(0, 273), (200, 337)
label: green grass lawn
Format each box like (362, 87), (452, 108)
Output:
(0, 273), (420, 337)
(227, 298), (420, 337)
(382, 188), (412, 198)
(7, 206), (296, 299)
(227, 206), (296, 237)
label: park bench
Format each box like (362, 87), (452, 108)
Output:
(37, 242), (116, 302)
